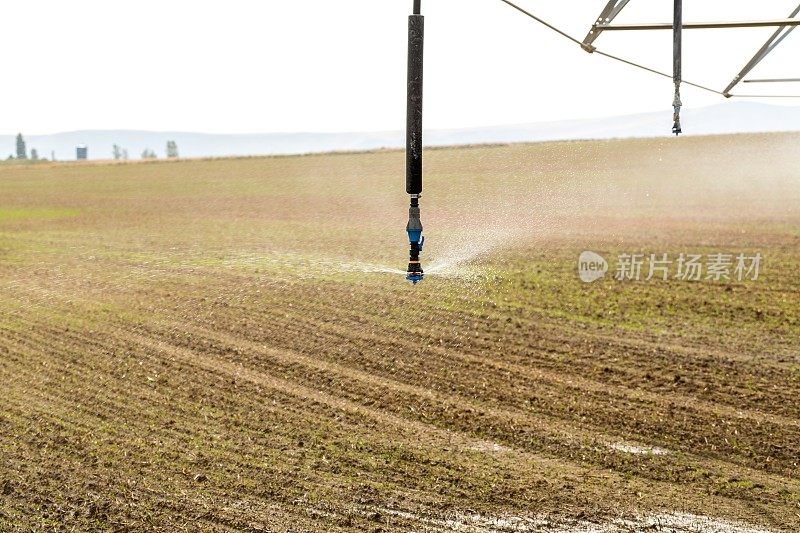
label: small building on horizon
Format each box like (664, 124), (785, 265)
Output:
(76, 145), (88, 160)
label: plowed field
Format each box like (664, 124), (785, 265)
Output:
(1, 133), (799, 531)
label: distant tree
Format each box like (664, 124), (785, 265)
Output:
(15, 134), (27, 160)
(51, 151), (56, 162)
(112, 144), (123, 160)
(122, 149), (129, 160)
(30, 149), (39, 161)
(166, 140), (179, 159)
(141, 148), (158, 159)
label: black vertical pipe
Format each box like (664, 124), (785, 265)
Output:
(672, 0), (682, 135)
(406, 7), (424, 194)
(673, 0), (681, 83)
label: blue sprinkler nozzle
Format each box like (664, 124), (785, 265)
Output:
(406, 232), (424, 284)
(406, 273), (424, 284)
(406, 197), (424, 284)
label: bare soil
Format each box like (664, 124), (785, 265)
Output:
(0, 133), (798, 531)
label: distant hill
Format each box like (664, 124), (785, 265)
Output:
(3, 102), (800, 161)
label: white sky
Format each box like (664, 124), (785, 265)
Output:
(2, 0), (799, 134)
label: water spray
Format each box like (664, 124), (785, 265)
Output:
(405, 0), (425, 284)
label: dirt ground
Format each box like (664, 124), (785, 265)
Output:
(0, 133), (798, 531)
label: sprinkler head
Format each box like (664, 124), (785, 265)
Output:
(406, 196), (424, 284)
(406, 271), (424, 284)
(406, 234), (424, 284)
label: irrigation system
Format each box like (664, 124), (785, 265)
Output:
(403, 0), (800, 283)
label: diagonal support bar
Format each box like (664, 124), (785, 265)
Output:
(582, 0), (632, 51)
(722, 3), (800, 96)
